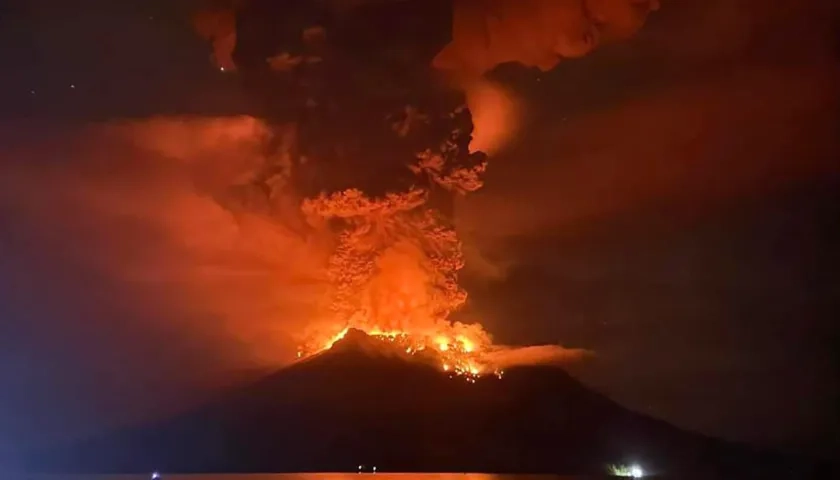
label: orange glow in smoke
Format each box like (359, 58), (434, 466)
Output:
(183, 1), (659, 378)
(465, 80), (523, 155)
(293, 181), (498, 380)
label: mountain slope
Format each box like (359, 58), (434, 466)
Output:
(35, 330), (828, 477)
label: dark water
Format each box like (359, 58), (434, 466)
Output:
(23, 475), (578, 480)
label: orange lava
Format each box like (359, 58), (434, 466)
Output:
(297, 324), (502, 379)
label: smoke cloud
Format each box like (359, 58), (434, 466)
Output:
(433, 0), (660, 75)
(192, 1), (660, 153)
(0, 117), (332, 451)
(2, 116), (332, 364)
(487, 345), (593, 369)
(464, 79), (524, 156)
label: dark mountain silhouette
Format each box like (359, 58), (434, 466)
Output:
(34, 330), (832, 478)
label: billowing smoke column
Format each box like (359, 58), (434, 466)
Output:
(192, 0), (658, 373)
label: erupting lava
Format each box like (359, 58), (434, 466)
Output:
(189, 0), (660, 379)
(300, 326), (495, 379)
(295, 185), (499, 379)
(291, 106), (497, 378)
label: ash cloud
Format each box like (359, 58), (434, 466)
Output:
(435, 0), (660, 75)
(0, 116), (329, 453)
(192, 1), (661, 154)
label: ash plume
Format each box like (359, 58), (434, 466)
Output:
(0, 3), (668, 423)
(181, 0), (664, 368)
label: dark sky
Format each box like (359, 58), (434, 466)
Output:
(457, 0), (840, 456)
(0, 0), (838, 465)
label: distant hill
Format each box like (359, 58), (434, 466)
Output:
(33, 330), (832, 478)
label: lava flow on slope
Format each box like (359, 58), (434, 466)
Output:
(299, 325), (498, 380)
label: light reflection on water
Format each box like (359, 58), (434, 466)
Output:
(24, 475), (575, 480)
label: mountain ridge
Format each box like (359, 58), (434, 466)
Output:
(32, 330), (832, 478)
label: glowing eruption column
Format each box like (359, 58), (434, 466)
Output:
(299, 141), (492, 376)
(194, 0), (660, 376)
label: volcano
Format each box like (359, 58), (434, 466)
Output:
(35, 330), (826, 477)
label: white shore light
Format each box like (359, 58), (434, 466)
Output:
(608, 463), (645, 478)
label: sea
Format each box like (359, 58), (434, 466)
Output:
(11, 475), (590, 480)
(14, 475), (586, 480)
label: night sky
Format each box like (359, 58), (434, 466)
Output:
(1, 0), (838, 466)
